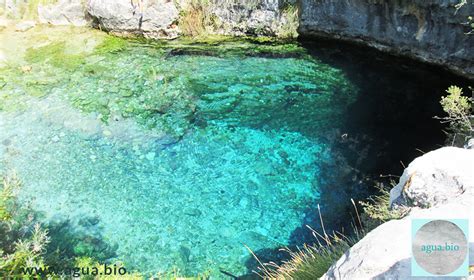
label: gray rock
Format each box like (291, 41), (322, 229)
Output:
(15, 21), (36, 32)
(209, 0), (282, 36)
(87, 0), (180, 39)
(38, 0), (90, 26)
(0, 18), (9, 28)
(322, 202), (473, 280)
(322, 147), (474, 279)
(299, 0), (474, 79)
(465, 138), (474, 149)
(390, 147), (474, 208)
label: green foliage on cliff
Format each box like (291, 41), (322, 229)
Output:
(178, 0), (218, 37)
(439, 85), (473, 145)
(359, 183), (407, 231)
(277, 2), (299, 39)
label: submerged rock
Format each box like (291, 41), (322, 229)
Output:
(322, 147), (474, 279)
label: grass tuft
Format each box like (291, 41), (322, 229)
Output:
(277, 3), (299, 39)
(178, 0), (217, 37)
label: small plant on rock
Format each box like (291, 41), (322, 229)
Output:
(437, 85), (473, 146)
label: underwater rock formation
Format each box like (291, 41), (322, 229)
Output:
(322, 147), (474, 279)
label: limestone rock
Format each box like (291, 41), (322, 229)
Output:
(322, 147), (474, 279)
(390, 147), (474, 208)
(38, 0), (90, 26)
(322, 202), (473, 280)
(15, 21), (36, 32)
(87, 0), (180, 39)
(299, 0), (474, 79)
(209, 0), (284, 36)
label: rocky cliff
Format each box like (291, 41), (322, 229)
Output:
(2, 0), (471, 77)
(299, 0), (474, 78)
(85, 0), (296, 39)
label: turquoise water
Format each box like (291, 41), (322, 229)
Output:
(1, 26), (466, 277)
(0, 27), (358, 277)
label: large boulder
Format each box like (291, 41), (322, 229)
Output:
(322, 147), (474, 279)
(38, 0), (90, 26)
(87, 0), (180, 39)
(206, 0), (283, 36)
(390, 147), (474, 208)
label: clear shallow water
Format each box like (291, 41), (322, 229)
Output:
(0, 26), (469, 277)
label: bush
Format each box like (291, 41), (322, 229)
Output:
(359, 182), (408, 231)
(178, 0), (217, 37)
(0, 172), (50, 278)
(277, 3), (299, 39)
(438, 85), (473, 146)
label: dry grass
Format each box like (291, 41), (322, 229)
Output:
(246, 183), (408, 279)
(178, 0), (216, 37)
(246, 204), (363, 279)
(277, 3), (299, 39)
(359, 182), (408, 231)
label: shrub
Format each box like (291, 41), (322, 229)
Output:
(0, 172), (50, 278)
(178, 0), (217, 37)
(359, 182), (408, 231)
(438, 85), (473, 146)
(277, 3), (299, 39)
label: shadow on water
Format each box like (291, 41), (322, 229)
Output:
(242, 37), (473, 276)
(43, 215), (118, 271)
(0, 208), (117, 275)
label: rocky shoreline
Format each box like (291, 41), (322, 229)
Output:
(323, 146), (474, 279)
(1, 0), (473, 78)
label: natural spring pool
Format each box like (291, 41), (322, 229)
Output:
(0, 26), (468, 277)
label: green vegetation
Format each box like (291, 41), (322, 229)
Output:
(0, 171), (49, 278)
(257, 182), (408, 279)
(1, 0), (58, 20)
(178, 0), (217, 37)
(25, 41), (86, 70)
(277, 2), (299, 39)
(438, 85), (473, 146)
(359, 183), (408, 231)
(256, 234), (354, 279)
(94, 34), (129, 54)
(456, 0), (474, 34)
